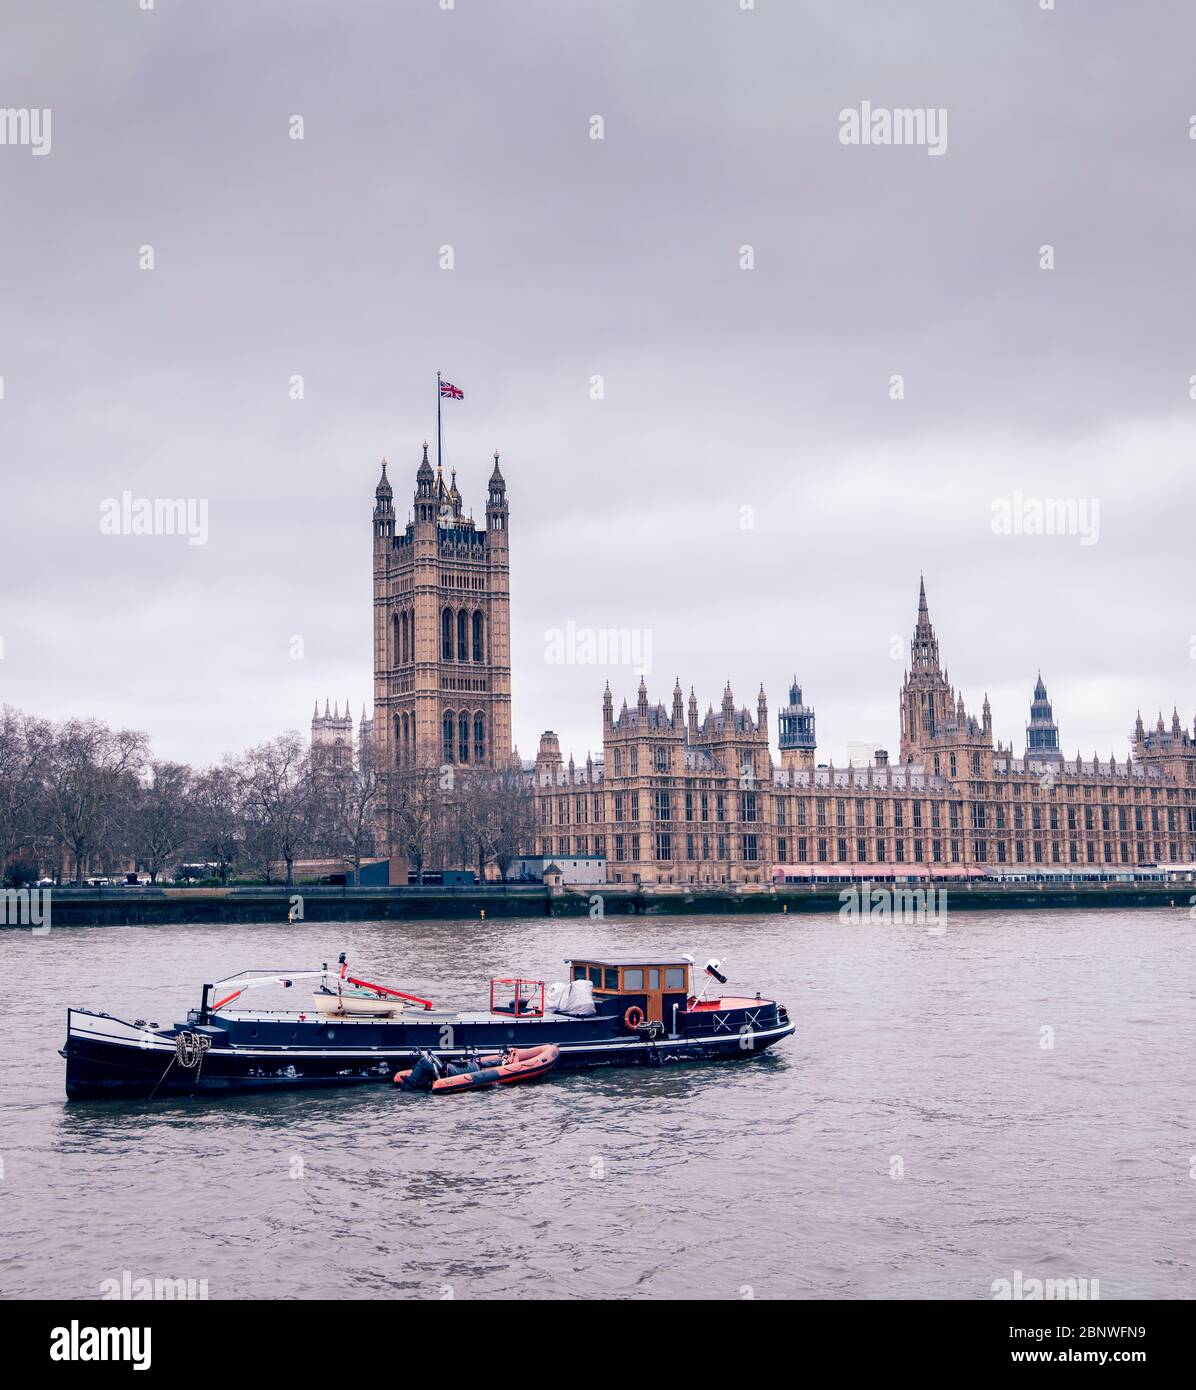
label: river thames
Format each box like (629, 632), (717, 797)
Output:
(3, 907), (1194, 1300)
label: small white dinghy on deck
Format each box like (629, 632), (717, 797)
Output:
(310, 953), (432, 1018)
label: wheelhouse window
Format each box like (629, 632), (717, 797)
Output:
(622, 968), (644, 989)
(665, 967), (685, 990)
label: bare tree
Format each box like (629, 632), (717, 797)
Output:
(318, 757), (380, 876)
(240, 734), (313, 887)
(388, 766), (443, 884)
(42, 719), (149, 883)
(132, 761), (194, 882)
(0, 708), (52, 884)
(456, 764), (535, 882)
(192, 760), (244, 883)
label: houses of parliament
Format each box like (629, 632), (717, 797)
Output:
(368, 451), (1196, 883)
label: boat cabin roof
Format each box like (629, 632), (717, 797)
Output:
(565, 956), (690, 968)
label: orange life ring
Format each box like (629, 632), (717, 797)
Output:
(623, 1005), (645, 1031)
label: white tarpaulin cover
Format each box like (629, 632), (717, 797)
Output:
(545, 979), (597, 1016)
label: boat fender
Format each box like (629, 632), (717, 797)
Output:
(623, 1005), (645, 1031)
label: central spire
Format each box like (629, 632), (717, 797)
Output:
(910, 575), (940, 673)
(915, 574), (933, 634)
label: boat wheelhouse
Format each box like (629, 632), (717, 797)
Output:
(62, 951), (794, 1101)
(566, 956), (694, 1034)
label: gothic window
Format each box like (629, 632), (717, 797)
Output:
(458, 713), (470, 763)
(392, 614), (401, 668)
(457, 610), (468, 662)
(473, 712), (485, 762)
(394, 715), (401, 767)
(442, 711), (454, 762)
(472, 611), (483, 663)
(403, 611), (412, 664)
(441, 609), (453, 661)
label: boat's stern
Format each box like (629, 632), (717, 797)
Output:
(564, 954), (795, 1059)
(679, 994), (794, 1054)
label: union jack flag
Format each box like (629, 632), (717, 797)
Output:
(439, 379), (464, 400)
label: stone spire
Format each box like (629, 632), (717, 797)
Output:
(778, 674), (816, 771)
(414, 442), (436, 523)
(375, 458), (392, 501)
(911, 574), (940, 672)
(487, 451), (508, 532)
(1026, 673), (1062, 764)
(373, 458), (395, 541)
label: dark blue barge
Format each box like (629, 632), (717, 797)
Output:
(63, 953), (795, 1100)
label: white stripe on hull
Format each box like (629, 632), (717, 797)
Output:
(67, 1020), (795, 1062)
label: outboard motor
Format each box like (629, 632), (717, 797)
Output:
(400, 1051), (443, 1092)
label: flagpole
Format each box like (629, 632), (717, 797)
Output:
(436, 370), (442, 474)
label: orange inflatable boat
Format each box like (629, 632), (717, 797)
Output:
(395, 1044), (561, 1095)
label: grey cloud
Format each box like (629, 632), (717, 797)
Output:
(1, 0), (1192, 767)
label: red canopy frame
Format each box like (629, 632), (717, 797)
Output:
(490, 977), (545, 1017)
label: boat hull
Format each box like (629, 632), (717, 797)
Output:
(62, 1006), (795, 1101)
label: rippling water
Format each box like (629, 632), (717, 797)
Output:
(2, 908), (1194, 1299)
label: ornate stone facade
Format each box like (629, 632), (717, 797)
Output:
(372, 447), (512, 847)
(310, 699), (355, 772)
(531, 582), (1196, 883)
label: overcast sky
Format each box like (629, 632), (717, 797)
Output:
(2, 0), (1193, 769)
